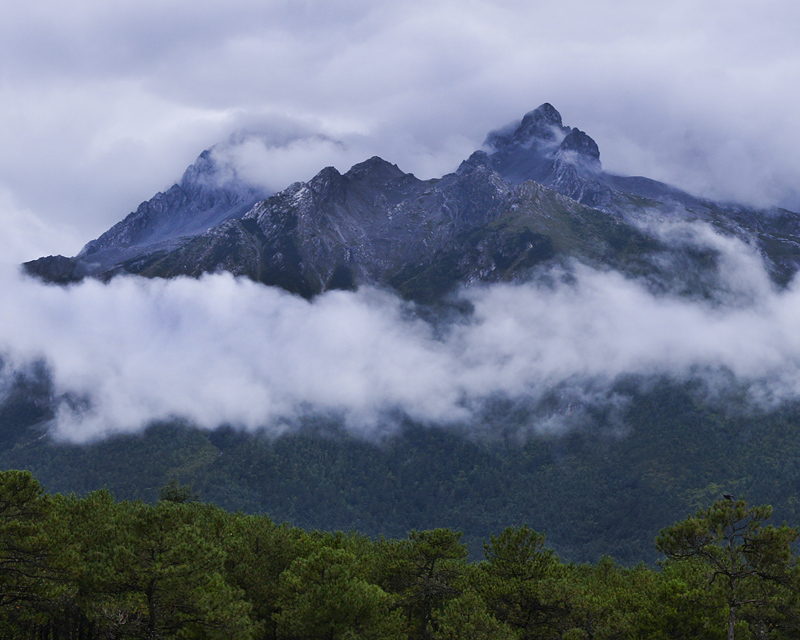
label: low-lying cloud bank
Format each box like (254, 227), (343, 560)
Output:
(2, 222), (800, 443)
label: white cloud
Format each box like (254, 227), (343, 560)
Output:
(3, 222), (800, 442)
(0, 189), (84, 263)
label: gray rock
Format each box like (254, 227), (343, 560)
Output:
(23, 104), (800, 298)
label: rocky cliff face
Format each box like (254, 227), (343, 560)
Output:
(84, 149), (268, 259)
(23, 104), (800, 298)
(84, 151), (663, 302)
(29, 146), (268, 283)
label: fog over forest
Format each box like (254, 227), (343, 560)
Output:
(0, 217), (798, 442)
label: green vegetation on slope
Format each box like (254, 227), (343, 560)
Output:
(3, 377), (800, 566)
(1, 470), (799, 639)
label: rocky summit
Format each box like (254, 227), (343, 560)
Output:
(24, 104), (800, 300)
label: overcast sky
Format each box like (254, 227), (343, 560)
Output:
(2, 0), (800, 260)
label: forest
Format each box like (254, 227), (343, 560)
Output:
(5, 374), (800, 565)
(0, 469), (798, 640)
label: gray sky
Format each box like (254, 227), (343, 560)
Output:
(2, 0), (800, 260)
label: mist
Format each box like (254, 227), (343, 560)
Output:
(2, 216), (800, 443)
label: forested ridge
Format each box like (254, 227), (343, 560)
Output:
(6, 375), (800, 565)
(1, 469), (799, 639)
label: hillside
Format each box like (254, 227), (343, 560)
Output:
(8, 104), (800, 565)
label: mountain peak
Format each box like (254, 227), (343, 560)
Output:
(345, 156), (406, 182)
(559, 128), (600, 163)
(312, 165), (342, 180)
(178, 147), (239, 191)
(523, 102), (563, 128)
(307, 166), (346, 201)
(25, 102), (800, 301)
(457, 150), (491, 174)
(483, 103), (604, 190)
(485, 103), (568, 150)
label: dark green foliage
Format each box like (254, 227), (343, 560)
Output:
(0, 471), (54, 635)
(432, 589), (516, 640)
(0, 358), (54, 448)
(275, 546), (403, 640)
(479, 527), (570, 639)
(0, 475), (797, 640)
(657, 499), (800, 640)
(7, 377), (800, 568)
(158, 477), (199, 504)
(387, 529), (468, 639)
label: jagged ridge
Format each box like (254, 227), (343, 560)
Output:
(23, 104), (800, 297)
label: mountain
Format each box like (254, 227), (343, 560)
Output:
(24, 103), (800, 298)
(12, 104), (800, 564)
(24, 147), (267, 284)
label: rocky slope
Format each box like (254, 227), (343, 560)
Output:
(24, 104), (800, 299)
(26, 147), (267, 284)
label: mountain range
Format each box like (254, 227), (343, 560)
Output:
(24, 103), (800, 300)
(11, 104), (800, 563)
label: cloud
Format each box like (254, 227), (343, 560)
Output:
(1, 0), (799, 246)
(0, 189), (84, 264)
(206, 128), (364, 193)
(2, 1), (800, 443)
(3, 220), (800, 443)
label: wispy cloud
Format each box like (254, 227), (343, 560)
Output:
(3, 220), (800, 442)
